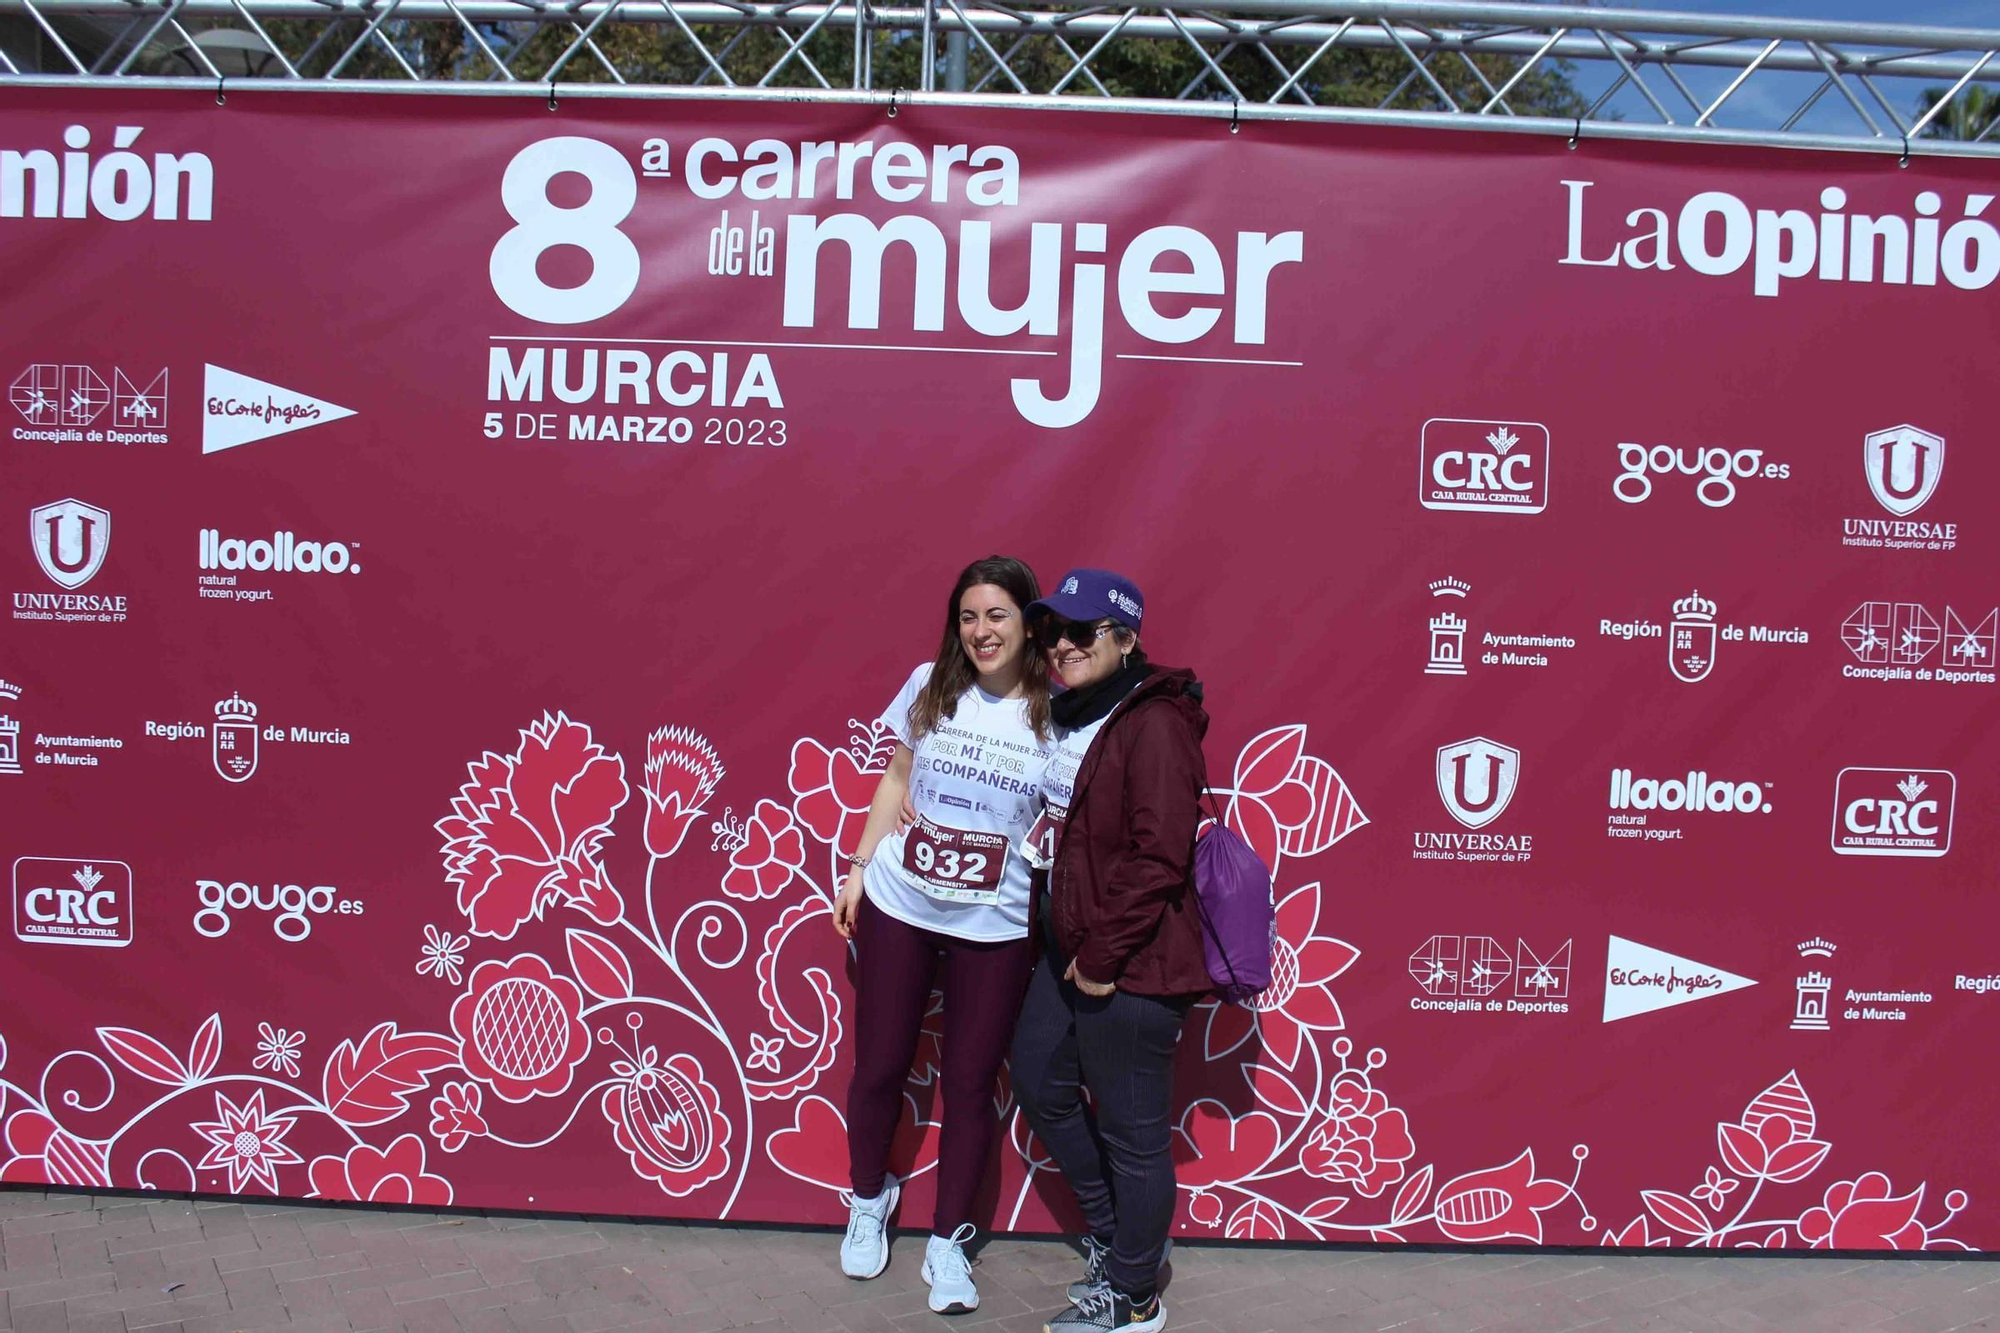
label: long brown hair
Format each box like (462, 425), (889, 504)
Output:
(908, 556), (1053, 744)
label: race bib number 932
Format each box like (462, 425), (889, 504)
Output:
(902, 816), (1009, 905)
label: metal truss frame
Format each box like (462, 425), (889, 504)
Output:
(2, 1), (1997, 158)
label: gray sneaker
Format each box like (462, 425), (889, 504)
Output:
(1067, 1236), (1173, 1305)
(1045, 1285), (1166, 1333)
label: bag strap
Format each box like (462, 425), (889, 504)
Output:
(1186, 738), (1245, 992)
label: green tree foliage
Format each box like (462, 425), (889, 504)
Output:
(1918, 85), (1997, 142)
(210, 13), (1588, 117)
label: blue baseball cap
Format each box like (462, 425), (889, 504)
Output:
(1028, 568), (1144, 629)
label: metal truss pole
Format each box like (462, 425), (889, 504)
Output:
(1, 0), (1995, 157)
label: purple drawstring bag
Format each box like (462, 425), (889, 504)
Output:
(1191, 817), (1275, 1006)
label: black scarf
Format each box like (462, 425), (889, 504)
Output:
(1050, 660), (1152, 731)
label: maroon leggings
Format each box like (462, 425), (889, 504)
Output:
(847, 895), (1033, 1235)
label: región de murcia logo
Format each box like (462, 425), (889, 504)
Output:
(142, 692), (352, 781)
(1599, 589), (1806, 682)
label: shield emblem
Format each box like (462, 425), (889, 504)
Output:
(1435, 737), (1520, 829)
(213, 719), (258, 782)
(1864, 424), (1944, 517)
(29, 499), (110, 590)
(1670, 620), (1717, 683)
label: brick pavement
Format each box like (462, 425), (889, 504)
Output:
(3, 1186), (1995, 1333)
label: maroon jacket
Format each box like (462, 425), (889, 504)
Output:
(1044, 666), (1213, 997)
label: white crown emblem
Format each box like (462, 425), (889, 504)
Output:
(1060, 576), (1079, 595)
(1428, 577), (1470, 599)
(215, 692), (258, 724)
(1796, 937), (1836, 958)
(1485, 426), (1520, 454)
(1672, 590), (1717, 623)
(1898, 774), (1929, 802)
(71, 864), (105, 892)
(0, 681), (20, 702)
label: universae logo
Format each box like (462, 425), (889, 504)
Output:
(29, 498), (109, 589)
(1863, 424), (1944, 517)
(1434, 736), (1521, 830)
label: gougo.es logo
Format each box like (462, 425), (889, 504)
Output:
(194, 878), (363, 941)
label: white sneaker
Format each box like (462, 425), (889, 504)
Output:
(839, 1175), (900, 1279)
(920, 1223), (980, 1314)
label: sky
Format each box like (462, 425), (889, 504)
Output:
(1557, 0), (1998, 139)
(1619, 0), (1995, 25)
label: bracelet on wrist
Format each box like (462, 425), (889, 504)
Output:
(847, 854), (869, 871)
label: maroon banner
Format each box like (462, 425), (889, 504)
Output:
(3, 87), (1996, 1253)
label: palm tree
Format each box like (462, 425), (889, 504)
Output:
(1918, 85), (1998, 142)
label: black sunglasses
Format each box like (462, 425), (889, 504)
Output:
(1035, 617), (1119, 650)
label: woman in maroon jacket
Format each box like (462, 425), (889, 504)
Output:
(1012, 568), (1211, 1333)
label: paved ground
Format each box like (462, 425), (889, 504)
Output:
(2, 1186), (1997, 1333)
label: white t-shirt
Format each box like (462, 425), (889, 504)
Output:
(862, 663), (1054, 942)
(1021, 713), (1110, 871)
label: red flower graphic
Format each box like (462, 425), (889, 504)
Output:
(1434, 1151), (1570, 1244)
(788, 736), (887, 858)
(0, 1109), (111, 1188)
(721, 800), (807, 902)
(1601, 1216), (1670, 1248)
(1718, 1070), (1831, 1184)
(435, 712), (629, 939)
(1798, 1173), (1928, 1250)
(1221, 726), (1367, 877)
(451, 954), (591, 1103)
(1300, 1071), (1415, 1197)
(428, 1081), (489, 1153)
(1203, 882), (1358, 1069)
(643, 726), (724, 859)
(600, 1051), (733, 1197)
(1171, 1100), (1283, 1189)
(191, 1090), (302, 1194)
(307, 1133), (452, 1206)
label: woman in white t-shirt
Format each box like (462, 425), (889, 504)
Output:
(828, 555), (1054, 1315)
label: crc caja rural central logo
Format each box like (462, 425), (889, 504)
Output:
(1418, 419), (1549, 515)
(1831, 768), (1956, 858)
(13, 857), (133, 947)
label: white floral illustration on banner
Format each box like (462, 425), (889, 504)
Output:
(416, 925), (470, 985)
(0, 706), (1972, 1252)
(251, 1024), (305, 1079)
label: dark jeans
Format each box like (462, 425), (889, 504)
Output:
(1011, 947), (1192, 1299)
(846, 896), (1033, 1235)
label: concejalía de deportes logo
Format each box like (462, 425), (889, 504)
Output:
(485, 133), (1306, 429)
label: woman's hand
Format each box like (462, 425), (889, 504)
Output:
(1064, 960), (1115, 998)
(833, 870), (865, 939)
